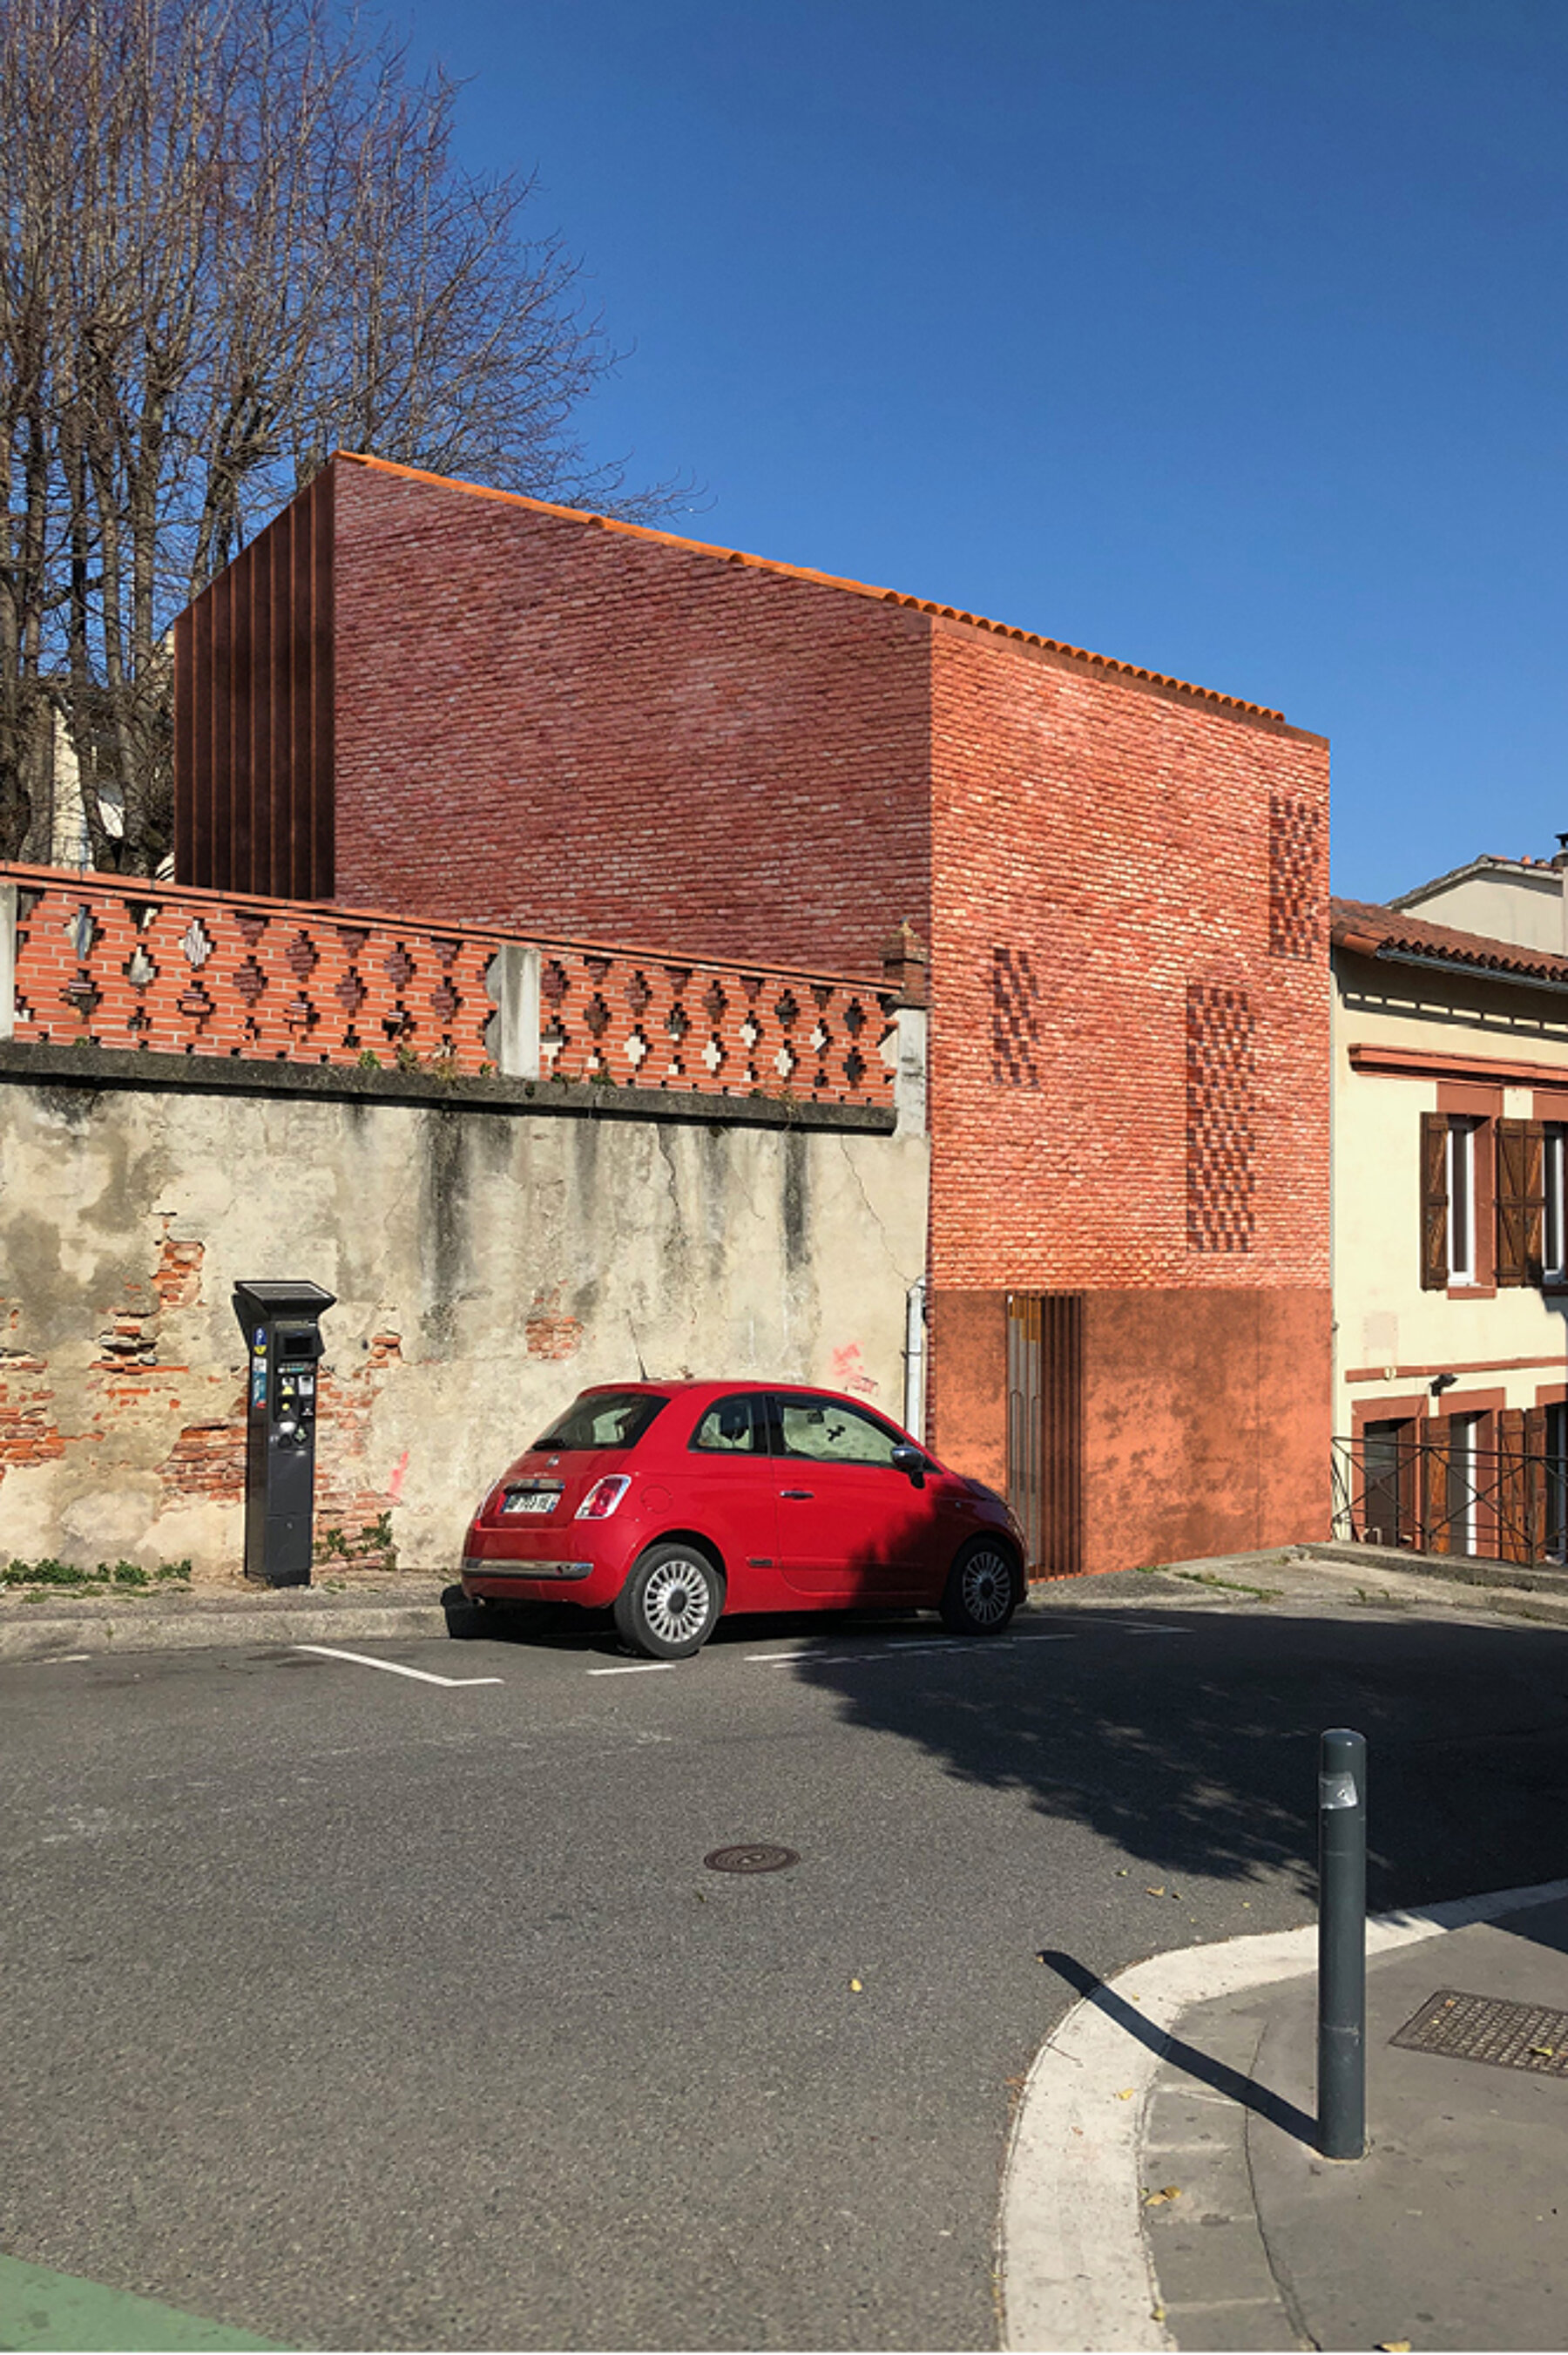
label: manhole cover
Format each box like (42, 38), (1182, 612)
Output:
(1390, 1989), (1568, 2077)
(704, 1843), (800, 1874)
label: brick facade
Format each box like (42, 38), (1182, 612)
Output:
(329, 460), (933, 974)
(173, 454), (1333, 1574)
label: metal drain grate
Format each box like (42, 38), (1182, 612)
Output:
(1390, 1990), (1568, 2077)
(704, 1844), (799, 1874)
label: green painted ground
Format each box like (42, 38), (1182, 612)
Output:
(0, 2256), (287, 2352)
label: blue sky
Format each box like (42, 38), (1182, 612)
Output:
(407, 0), (1568, 903)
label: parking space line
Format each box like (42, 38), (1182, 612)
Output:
(293, 1643), (503, 1687)
(741, 1628), (1081, 1667)
(586, 1661), (678, 1675)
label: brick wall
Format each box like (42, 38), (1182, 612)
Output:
(330, 460), (934, 973)
(927, 623), (1330, 1294)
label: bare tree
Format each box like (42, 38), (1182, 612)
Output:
(0, 0), (674, 871)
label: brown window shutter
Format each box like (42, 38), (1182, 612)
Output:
(1421, 1113), (1449, 1289)
(1497, 1408), (1527, 1563)
(1497, 1119), (1526, 1286)
(1525, 1121), (1545, 1283)
(1423, 1414), (1451, 1553)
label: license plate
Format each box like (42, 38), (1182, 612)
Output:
(504, 1491), (558, 1516)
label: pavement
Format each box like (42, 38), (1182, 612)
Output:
(4, 1533), (1568, 1665)
(1002, 1883), (1568, 2353)
(7, 1543), (1568, 2352)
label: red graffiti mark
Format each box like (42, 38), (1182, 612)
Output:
(829, 1342), (877, 1397)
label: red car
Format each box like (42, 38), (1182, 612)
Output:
(460, 1379), (1026, 1659)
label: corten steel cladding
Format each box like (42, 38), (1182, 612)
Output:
(175, 468), (335, 900)
(1317, 1728), (1368, 2160)
(1005, 1292), (1083, 1577)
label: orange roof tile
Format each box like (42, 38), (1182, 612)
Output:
(1331, 895), (1568, 987)
(336, 451), (1297, 729)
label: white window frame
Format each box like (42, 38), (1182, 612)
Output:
(1544, 1125), (1567, 1282)
(1449, 1411), (1481, 1556)
(1447, 1116), (1479, 1283)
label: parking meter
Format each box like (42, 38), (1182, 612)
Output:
(232, 1280), (336, 1586)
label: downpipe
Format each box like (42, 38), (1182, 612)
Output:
(903, 1276), (927, 1442)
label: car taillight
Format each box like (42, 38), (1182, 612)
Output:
(576, 1474), (631, 1520)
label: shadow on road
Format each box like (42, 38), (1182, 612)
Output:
(791, 1604), (1568, 1920)
(1037, 1946), (1319, 2145)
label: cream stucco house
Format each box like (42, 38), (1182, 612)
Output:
(1333, 870), (1568, 1560)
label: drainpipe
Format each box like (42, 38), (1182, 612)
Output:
(903, 1276), (927, 1442)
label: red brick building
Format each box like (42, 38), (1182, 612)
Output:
(175, 452), (1331, 1575)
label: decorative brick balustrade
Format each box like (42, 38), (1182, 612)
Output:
(0, 863), (898, 1108)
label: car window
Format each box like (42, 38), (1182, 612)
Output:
(774, 1395), (904, 1466)
(689, 1394), (765, 1453)
(531, 1391), (668, 1451)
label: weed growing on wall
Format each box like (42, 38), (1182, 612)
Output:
(313, 1513), (398, 1572)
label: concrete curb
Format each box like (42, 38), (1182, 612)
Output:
(0, 1592), (453, 1661)
(997, 1875), (1568, 2355)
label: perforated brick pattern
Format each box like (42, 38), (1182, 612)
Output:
(1186, 982), (1256, 1252)
(3, 863), (896, 1106)
(991, 944), (1042, 1087)
(1268, 793), (1322, 960)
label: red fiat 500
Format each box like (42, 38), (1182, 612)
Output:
(460, 1379), (1026, 1659)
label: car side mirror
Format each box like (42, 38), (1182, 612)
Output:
(891, 1444), (928, 1485)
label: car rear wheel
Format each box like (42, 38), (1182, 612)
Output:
(940, 1538), (1021, 1636)
(614, 1542), (723, 1660)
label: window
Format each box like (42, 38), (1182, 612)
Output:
(1423, 1110), (1551, 1290)
(774, 1395), (906, 1467)
(531, 1391), (667, 1451)
(690, 1395), (766, 1454)
(1447, 1118), (1477, 1281)
(1544, 1127), (1567, 1281)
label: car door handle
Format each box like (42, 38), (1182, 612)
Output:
(779, 1488), (814, 1500)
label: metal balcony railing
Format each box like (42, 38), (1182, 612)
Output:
(1331, 1432), (1568, 1567)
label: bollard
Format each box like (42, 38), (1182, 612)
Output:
(1317, 1727), (1368, 2159)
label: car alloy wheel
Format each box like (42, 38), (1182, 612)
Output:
(614, 1541), (722, 1660)
(940, 1539), (1020, 1636)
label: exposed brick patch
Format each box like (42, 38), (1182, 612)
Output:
(160, 1398), (247, 1502)
(525, 1315), (585, 1362)
(153, 1222), (205, 1310)
(0, 1384), (67, 1475)
(523, 1289), (583, 1362)
(1268, 794), (1323, 960)
(1186, 983), (1256, 1253)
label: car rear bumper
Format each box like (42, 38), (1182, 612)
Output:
(462, 1556), (594, 1585)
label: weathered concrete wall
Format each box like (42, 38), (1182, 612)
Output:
(0, 1054), (927, 1574)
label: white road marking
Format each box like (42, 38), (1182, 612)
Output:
(293, 1644), (503, 1688)
(586, 1661), (677, 1675)
(743, 1628), (1081, 1667)
(32, 1654), (91, 1664)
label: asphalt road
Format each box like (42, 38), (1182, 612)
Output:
(4, 1581), (1568, 2352)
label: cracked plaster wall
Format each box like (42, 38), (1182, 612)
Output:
(0, 1075), (928, 1573)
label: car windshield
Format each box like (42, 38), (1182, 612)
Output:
(532, 1391), (668, 1452)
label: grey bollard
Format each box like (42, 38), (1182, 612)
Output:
(1317, 1727), (1368, 2159)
